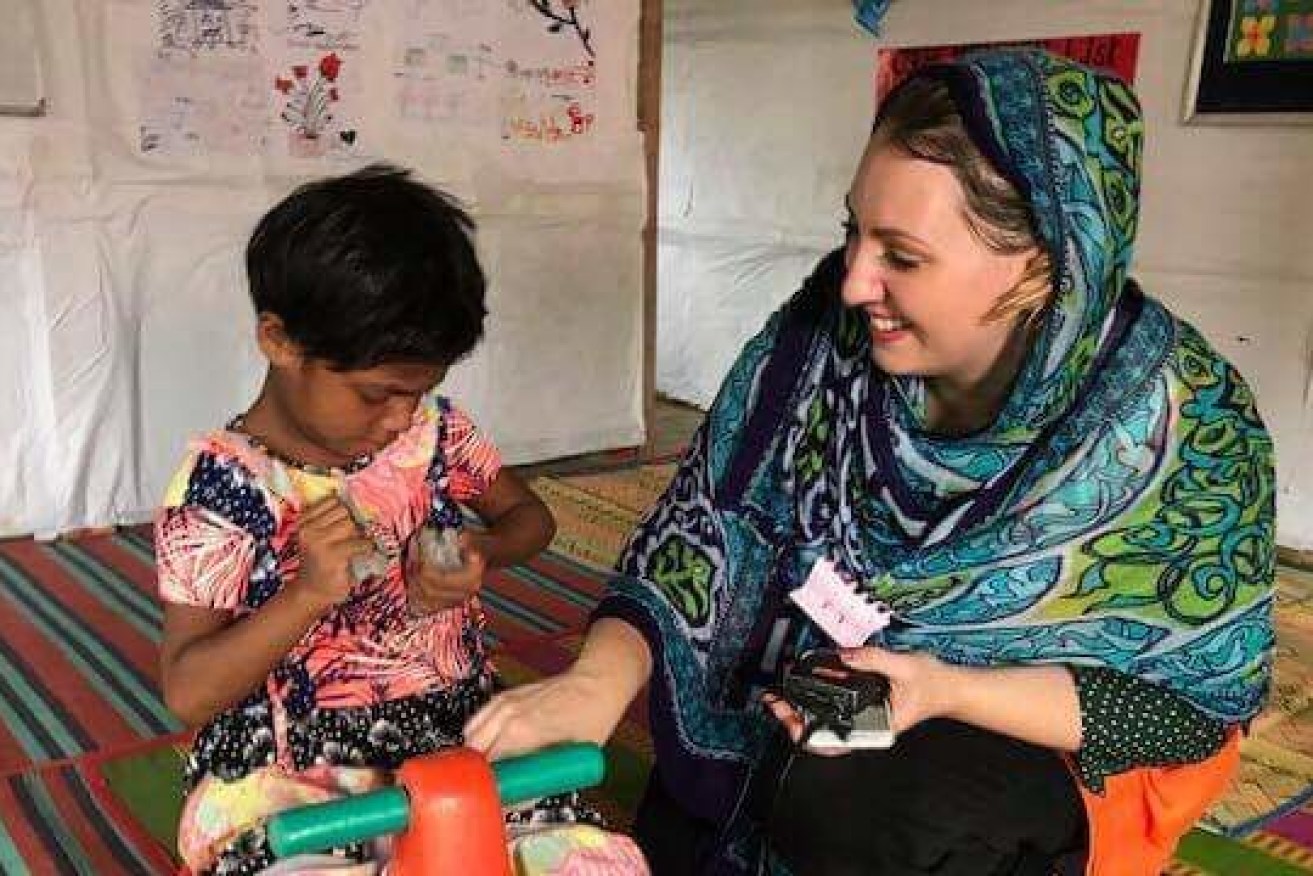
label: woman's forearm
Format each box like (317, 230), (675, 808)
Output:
(573, 617), (654, 718)
(944, 662), (1082, 752)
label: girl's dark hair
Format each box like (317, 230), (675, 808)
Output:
(246, 163), (487, 370)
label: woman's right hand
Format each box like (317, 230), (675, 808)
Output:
(295, 496), (379, 611)
(464, 669), (627, 761)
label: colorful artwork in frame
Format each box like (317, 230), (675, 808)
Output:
(1184, 0), (1313, 123)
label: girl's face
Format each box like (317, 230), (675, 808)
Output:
(258, 316), (445, 468)
(841, 142), (1035, 389)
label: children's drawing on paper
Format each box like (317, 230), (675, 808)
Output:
(387, 0), (615, 149)
(396, 33), (497, 126)
(499, 0), (598, 144)
(500, 56), (595, 142)
(157, 0), (258, 55)
(275, 52), (358, 157)
(286, 0), (370, 51)
(139, 57), (268, 155)
(392, 0), (499, 127)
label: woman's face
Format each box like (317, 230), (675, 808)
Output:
(841, 142), (1035, 388)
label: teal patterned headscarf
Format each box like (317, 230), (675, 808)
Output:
(822, 51), (1276, 718)
(596, 49), (1274, 827)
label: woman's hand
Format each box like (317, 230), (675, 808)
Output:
(765, 647), (964, 754)
(405, 531), (488, 613)
(767, 647), (1083, 754)
(463, 668), (627, 760)
(466, 618), (652, 760)
(840, 647), (965, 733)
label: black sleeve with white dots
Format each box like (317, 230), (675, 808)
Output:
(1070, 665), (1229, 792)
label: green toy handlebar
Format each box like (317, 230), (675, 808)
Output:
(267, 742), (605, 858)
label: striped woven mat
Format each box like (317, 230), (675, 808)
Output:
(0, 464), (1308, 874)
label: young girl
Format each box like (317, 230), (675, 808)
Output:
(156, 165), (579, 873)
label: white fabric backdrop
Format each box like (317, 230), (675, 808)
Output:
(0, 0), (645, 538)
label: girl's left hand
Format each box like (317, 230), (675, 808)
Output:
(764, 647), (965, 753)
(404, 531), (488, 613)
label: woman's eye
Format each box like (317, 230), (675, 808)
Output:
(884, 252), (919, 271)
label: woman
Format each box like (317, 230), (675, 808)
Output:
(466, 49), (1275, 875)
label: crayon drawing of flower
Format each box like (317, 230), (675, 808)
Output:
(276, 52), (343, 139)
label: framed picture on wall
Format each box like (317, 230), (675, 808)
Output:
(1184, 0), (1313, 124)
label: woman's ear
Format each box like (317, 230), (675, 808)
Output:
(256, 313), (303, 368)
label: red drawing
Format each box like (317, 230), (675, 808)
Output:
(276, 52), (344, 141)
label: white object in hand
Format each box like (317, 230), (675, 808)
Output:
(808, 699), (895, 750)
(418, 526), (464, 572)
(788, 558), (893, 648)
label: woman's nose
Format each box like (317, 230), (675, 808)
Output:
(841, 241), (886, 307)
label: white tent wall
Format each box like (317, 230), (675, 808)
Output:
(657, 0), (1313, 548)
(0, 0), (646, 538)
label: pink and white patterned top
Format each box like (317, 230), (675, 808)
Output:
(156, 393), (501, 783)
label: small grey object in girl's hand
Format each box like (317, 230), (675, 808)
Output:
(349, 550), (390, 584)
(334, 471), (393, 584)
(418, 525), (464, 572)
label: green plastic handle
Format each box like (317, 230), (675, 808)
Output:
(494, 742), (605, 805)
(267, 743), (605, 859)
(267, 785), (409, 858)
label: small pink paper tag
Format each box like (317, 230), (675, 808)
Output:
(788, 558), (893, 648)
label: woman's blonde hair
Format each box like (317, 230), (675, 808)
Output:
(871, 77), (1053, 323)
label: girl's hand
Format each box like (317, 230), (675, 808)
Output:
(296, 496), (378, 611)
(405, 531), (488, 613)
(764, 647), (964, 753)
(464, 669), (626, 761)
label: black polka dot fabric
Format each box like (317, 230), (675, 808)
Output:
(185, 679), (491, 790)
(1072, 665), (1228, 792)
